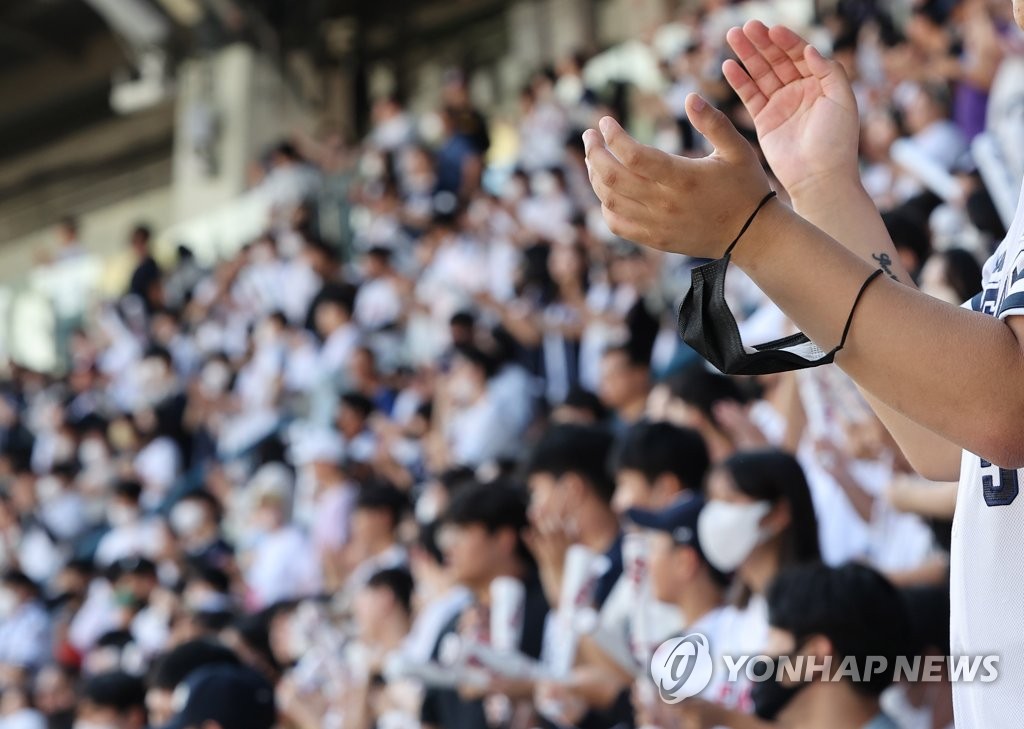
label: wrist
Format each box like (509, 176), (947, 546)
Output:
(787, 171), (865, 214)
(729, 196), (795, 271)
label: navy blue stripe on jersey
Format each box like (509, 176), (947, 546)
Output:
(997, 292), (1024, 317)
(970, 292), (984, 312)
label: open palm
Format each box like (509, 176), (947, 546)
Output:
(723, 22), (860, 199)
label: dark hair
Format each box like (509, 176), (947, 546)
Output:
(143, 345), (173, 368)
(936, 248), (983, 304)
(444, 480), (529, 533)
(559, 386), (608, 421)
(881, 208), (931, 273)
(313, 283), (357, 320)
(666, 366), (749, 427)
(453, 344), (497, 380)
(831, 30), (859, 55)
(718, 449), (821, 567)
(602, 342), (649, 370)
(767, 562), (914, 696)
(81, 671), (146, 712)
(612, 420), (709, 493)
(355, 483), (407, 527)
(366, 568), (414, 615)
(449, 310), (476, 329)
(131, 224), (152, 245)
(2, 569), (39, 596)
(185, 563), (231, 595)
(113, 480), (143, 502)
(416, 521), (445, 565)
(148, 640), (240, 690)
(275, 141), (302, 162)
(340, 391), (375, 419)
(525, 424), (616, 504)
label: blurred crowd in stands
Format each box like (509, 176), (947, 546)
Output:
(1, 0), (1021, 727)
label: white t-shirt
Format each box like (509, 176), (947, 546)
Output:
(952, 181), (1024, 728)
(691, 604), (756, 712)
(244, 526), (321, 609)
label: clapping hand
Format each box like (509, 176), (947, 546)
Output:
(723, 21), (861, 199)
(583, 95), (774, 259)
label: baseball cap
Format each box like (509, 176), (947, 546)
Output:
(625, 495), (730, 581)
(166, 664), (275, 729)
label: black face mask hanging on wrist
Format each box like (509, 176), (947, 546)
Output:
(676, 192), (884, 376)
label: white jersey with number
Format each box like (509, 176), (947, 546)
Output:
(952, 183), (1024, 728)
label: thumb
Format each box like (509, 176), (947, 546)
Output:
(685, 93), (751, 161)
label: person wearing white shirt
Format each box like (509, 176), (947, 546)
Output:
(443, 348), (509, 468)
(0, 571), (51, 675)
(94, 481), (166, 568)
(628, 495), (753, 715)
(354, 247), (405, 332)
(242, 485), (321, 611)
(312, 284), (361, 388)
(339, 485), (409, 603)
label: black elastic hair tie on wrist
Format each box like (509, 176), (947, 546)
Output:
(835, 268), (885, 353)
(723, 190), (778, 258)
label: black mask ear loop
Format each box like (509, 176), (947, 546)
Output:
(722, 189), (885, 357)
(722, 190), (779, 260)
(832, 268), (885, 356)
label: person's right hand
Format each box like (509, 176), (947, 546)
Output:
(723, 21), (860, 199)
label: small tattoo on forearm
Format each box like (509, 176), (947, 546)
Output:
(872, 253), (899, 281)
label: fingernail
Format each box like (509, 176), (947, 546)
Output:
(599, 117), (613, 136)
(691, 95), (707, 112)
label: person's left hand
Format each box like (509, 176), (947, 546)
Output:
(583, 95), (773, 258)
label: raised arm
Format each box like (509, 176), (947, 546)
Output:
(583, 92), (1024, 469)
(721, 21), (964, 480)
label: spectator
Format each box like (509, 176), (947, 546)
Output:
(749, 563), (912, 728)
(627, 495), (749, 713)
(0, 570), (51, 677)
(598, 345), (651, 429)
(525, 424), (622, 611)
(76, 671), (147, 729)
(127, 225), (162, 313)
(610, 419), (710, 514)
(145, 640), (241, 727)
(423, 481), (548, 729)
(163, 664), (276, 729)
(339, 484), (409, 596)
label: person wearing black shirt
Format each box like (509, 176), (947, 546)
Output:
(127, 224), (162, 312)
(421, 480), (548, 729)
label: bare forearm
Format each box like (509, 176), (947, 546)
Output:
(734, 202), (1024, 468)
(789, 181), (963, 479)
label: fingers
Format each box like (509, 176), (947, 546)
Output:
(684, 94), (751, 163)
(745, 20), (802, 85)
(597, 117), (673, 181)
(804, 43), (840, 82)
(583, 127), (657, 241)
(583, 130), (659, 204)
(767, 24), (813, 76)
(722, 59), (767, 117)
(725, 23), (784, 98)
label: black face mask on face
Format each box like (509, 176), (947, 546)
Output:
(750, 654), (810, 721)
(677, 192), (885, 376)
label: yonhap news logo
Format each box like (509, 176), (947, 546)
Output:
(650, 633), (1000, 704)
(649, 633), (715, 703)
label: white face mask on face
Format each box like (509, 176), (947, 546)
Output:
(169, 500), (205, 536)
(697, 500), (774, 572)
